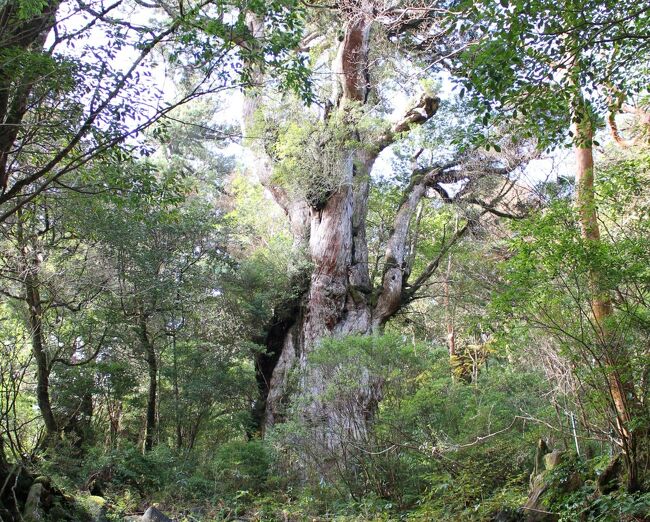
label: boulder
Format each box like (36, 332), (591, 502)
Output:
(33, 476), (51, 488)
(79, 494), (108, 522)
(23, 482), (44, 522)
(142, 506), (173, 522)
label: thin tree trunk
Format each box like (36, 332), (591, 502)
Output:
(16, 215), (58, 440)
(139, 314), (157, 452)
(187, 409), (208, 451)
(172, 326), (182, 450)
(26, 274), (58, 438)
(444, 253), (456, 359)
(572, 97), (639, 491)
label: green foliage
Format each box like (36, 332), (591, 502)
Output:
(456, 0), (650, 148)
(260, 101), (390, 207)
(2, 2), (650, 521)
(492, 153), (650, 419)
(272, 112), (349, 206)
(211, 440), (270, 496)
(15, 0), (49, 20)
(269, 334), (553, 517)
(560, 490), (650, 522)
(524, 454), (650, 522)
(223, 174), (309, 339)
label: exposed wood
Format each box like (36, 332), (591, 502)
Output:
(373, 167), (442, 330)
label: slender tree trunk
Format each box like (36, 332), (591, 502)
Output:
(444, 254), (456, 359)
(172, 326), (182, 450)
(26, 274), (58, 439)
(108, 401), (122, 448)
(187, 409), (208, 451)
(138, 314), (157, 452)
(572, 97), (639, 491)
(16, 216), (58, 440)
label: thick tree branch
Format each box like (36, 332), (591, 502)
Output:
(373, 162), (453, 328)
(372, 142), (535, 328)
(374, 93), (440, 153)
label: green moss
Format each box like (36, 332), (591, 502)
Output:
(76, 494), (108, 522)
(267, 101), (389, 208)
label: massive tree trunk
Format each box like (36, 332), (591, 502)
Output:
(244, 6), (377, 445)
(240, 5), (531, 473)
(241, 5), (442, 451)
(572, 94), (639, 491)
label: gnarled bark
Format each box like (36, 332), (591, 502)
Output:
(235, 0), (534, 450)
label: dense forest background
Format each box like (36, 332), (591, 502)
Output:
(0, 0), (649, 520)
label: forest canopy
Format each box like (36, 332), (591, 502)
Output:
(0, 0), (649, 520)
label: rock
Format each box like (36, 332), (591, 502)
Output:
(33, 476), (51, 487)
(543, 450), (563, 470)
(142, 506), (173, 522)
(80, 494), (108, 522)
(23, 482), (44, 522)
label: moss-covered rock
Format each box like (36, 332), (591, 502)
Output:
(23, 482), (45, 522)
(76, 494), (108, 522)
(33, 476), (51, 487)
(142, 506), (173, 521)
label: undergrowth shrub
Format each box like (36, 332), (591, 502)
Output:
(268, 334), (554, 517)
(211, 439), (270, 496)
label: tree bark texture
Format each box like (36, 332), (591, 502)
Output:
(241, 5), (443, 448)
